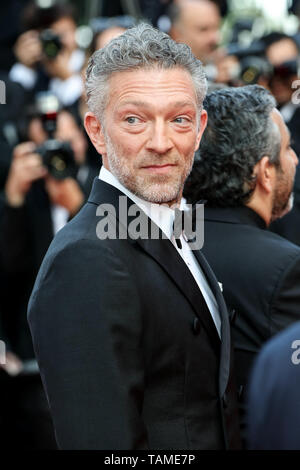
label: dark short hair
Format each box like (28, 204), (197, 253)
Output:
(184, 85), (281, 206)
(22, 2), (77, 32)
(261, 32), (299, 51)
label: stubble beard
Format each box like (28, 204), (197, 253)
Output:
(271, 167), (294, 221)
(104, 133), (194, 205)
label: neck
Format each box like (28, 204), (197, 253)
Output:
(246, 192), (272, 226)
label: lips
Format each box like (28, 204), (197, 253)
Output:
(142, 163), (176, 168)
(141, 164), (177, 174)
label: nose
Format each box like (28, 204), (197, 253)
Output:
(208, 29), (220, 48)
(146, 120), (173, 155)
(292, 148), (298, 166)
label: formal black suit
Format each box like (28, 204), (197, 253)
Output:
(247, 321), (300, 449)
(201, 206), (300, 415)
(27, 178), (241, 450)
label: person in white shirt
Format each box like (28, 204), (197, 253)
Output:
(10, 3), (84, 106)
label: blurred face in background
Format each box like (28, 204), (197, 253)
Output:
(266, 39), (299, 106)
(51, 16), (77, 54)
(266, 39), (298, 67)
(171, 0), (221, 64)
(95, 26), (126, 50)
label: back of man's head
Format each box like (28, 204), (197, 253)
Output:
(184, 85), (281, 207)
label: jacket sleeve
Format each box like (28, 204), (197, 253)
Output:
(270, 253), (300, 335)
(27, 238), (148, 449)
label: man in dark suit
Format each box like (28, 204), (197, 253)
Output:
(27, 23), (241, 449)
(247, 321), (300, 449)
(184, 85), (300, 435)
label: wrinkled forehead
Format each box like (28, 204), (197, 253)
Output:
(105, 66), (199, 105)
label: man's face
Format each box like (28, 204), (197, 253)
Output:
(266, 39), (298, 105)
(271, 109), (298, 220)
(96, 67), (207, 205)
(171, 0), (221, 63)
(266, 39), (298, 67)
(51, 17), (77, 53)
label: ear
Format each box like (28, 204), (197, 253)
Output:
(84, 112), (107, 155)
(253, 156), (276, 194)
(194, 109), (208, 152)
(169, 25), (180, 42)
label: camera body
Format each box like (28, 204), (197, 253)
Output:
(35, 92), (77, 179)
(36, 140), (77, 180)
(40, 29), (62, 59)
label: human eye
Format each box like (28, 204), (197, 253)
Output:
(173, 116), (189, 124)
(125, 116), (141, 124)
(172, 116), (193, 129)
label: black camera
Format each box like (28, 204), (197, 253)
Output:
(35, 92), (77, 180)
(273, 60), (298, 79)
(40, 29), (62, 59)
(239, 56), (273, 85)
(36, 140), (76, 180)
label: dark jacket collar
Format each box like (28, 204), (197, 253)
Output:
(204, 205), (267, 230)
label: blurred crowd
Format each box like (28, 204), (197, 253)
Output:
(1, 0), (300, 450)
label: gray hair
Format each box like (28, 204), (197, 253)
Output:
(184, 85), (282, 207)
(85, 23), (207, 121)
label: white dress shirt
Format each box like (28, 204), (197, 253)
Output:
(99, 166), (221, 337)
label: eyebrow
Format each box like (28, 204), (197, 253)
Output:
(119, 100), (196, 110)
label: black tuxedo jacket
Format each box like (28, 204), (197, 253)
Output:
(201, 206), (300, 393)
(27, 178), (241, 450)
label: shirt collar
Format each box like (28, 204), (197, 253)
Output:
(99, 166), (186, 240)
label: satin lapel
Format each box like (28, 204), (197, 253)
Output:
(193, 250), (231, 396)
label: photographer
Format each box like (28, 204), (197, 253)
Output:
(9, 2), (84, 106)
(0, 101), (98, 448)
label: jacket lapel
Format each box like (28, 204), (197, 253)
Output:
(193, 250), (231, 396)
(135, 236), (221, 355)
(88, 178), (221, 355)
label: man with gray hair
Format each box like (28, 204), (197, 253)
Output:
(28, 24), (241, 449)
(184, 84), (300, 438)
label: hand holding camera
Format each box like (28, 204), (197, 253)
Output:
(5, 142), (48, 208)
(45, 176), (84, 216)
(14, 30), (43, 68)
(14, 27), (72, 80)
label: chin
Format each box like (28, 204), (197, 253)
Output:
(273, 193), (294, 221)
(137, 185), (181, 205)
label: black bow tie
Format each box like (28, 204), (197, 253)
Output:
(172, 202), (206, 249)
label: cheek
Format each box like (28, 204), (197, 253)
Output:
(176, 136), (198, 159)
(110, 129), (145, 156)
